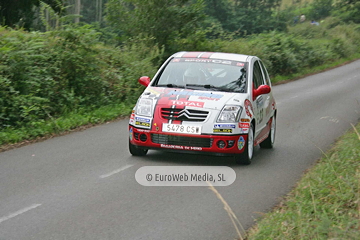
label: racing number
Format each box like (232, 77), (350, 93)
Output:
(258, 109), (264, 124)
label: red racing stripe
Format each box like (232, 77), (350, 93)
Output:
(182, 52), (203, 58)
(199, 52), (214, 58)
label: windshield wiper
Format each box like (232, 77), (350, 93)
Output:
(156, 84), (185, 88)
(185, 84), (227, 91)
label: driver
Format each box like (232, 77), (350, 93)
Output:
(183, 68), (205, 84)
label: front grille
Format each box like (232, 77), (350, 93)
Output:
(151, 134), (213, 148)
(161, 108), (208, 122)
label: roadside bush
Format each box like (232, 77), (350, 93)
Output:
(247, 32), (324, 75)
(1, 18), (360, 140)
(0, 25), (160, 129)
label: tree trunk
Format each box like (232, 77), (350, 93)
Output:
(74, 0), (81, 23)
(96, 0), (103, 22)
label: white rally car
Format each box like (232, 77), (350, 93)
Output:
(129, 51), (277, 164)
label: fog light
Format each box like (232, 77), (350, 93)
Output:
(217, 140), (226, 149)
(140, 134), (147, 142)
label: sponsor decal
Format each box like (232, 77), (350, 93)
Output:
(166, 90), (223, 99)
(135, 122), (150, 127)
(238, 136), (245, 150)
(153, 123), (160, 132)
(240, 118), (250, 122)
(170, 100), (204, 108)
(135, 117), (151, 127)
(175, 57), (245, 67)
(240, 128), (249, 134)
(239, 122), (250, 128)
(198, 96), (220, 101)
(213, 129), (233, 133)
(244, 99), (253, 118)
(184, 59), (232, 65)
(146, 88), (162, 96)
(129, 128), (133, 141)
(136, 129), (150, 133)
(160, 144), (202, 151)
(214, 124), (236, 129)
(135, 117), (151, 123)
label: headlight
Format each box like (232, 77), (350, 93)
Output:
(217, 105), (242, 123)
(136, 98), (153, 117)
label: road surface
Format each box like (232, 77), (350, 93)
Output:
(0, 60), (359, 240)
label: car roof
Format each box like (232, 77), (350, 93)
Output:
(172, 51), (253, 62)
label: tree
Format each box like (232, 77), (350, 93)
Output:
(105, 0), (206, 53)
(77, 0), (107, 23)
(308, 0), (333, 20)
(232, 0), (285, 36)
(0, 0), (64, 29)
(203, 0), (235, 31)
(333, 0), (360, 23)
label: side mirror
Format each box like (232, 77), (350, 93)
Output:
(253, 85), (271, 100)
(138, 76), (151, 87)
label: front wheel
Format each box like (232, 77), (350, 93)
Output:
(129, 140), (148, 156)
(260, 116), (276, 149)
(235, 124), (254, 165)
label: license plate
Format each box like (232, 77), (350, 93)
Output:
(162, 123), (201, 135)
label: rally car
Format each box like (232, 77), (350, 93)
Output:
(128, 51), (277, 164)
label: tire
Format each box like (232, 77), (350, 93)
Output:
(129, 140), (148, 156)
(235, 124), (254, 165)
(260, 116), (276, 149)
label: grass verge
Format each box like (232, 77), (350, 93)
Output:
(0, 103), (133, 152)
(246, 123), (360, 240)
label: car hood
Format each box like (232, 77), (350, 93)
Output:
(142, 87), (248, 111)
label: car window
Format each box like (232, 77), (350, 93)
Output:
(253, 61), (264, 89)
(154, 58), (248, 93)
(259, 60), (271, 86)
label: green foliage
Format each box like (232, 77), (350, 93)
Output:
(105, 0), (206, 56)
(0, 0), (65, 29)
(1, 0), (360, 146)
(332, 0), (360, 24)
(0, 103), (133, 145)
(203, 0), (236, 31)
(0, 25), (160, 129)
(307, 0), (333, 20)
(233, 0), (286, 36)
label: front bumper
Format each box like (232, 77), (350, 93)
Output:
(129, 126), (247, 155)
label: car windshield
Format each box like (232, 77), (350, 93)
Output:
(154, 58), (247, 93)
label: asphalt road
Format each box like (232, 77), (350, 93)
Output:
(0, 60), (359, 240)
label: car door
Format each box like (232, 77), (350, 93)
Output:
(258, 60), (274, 124)
(252, 60), (267, 136)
